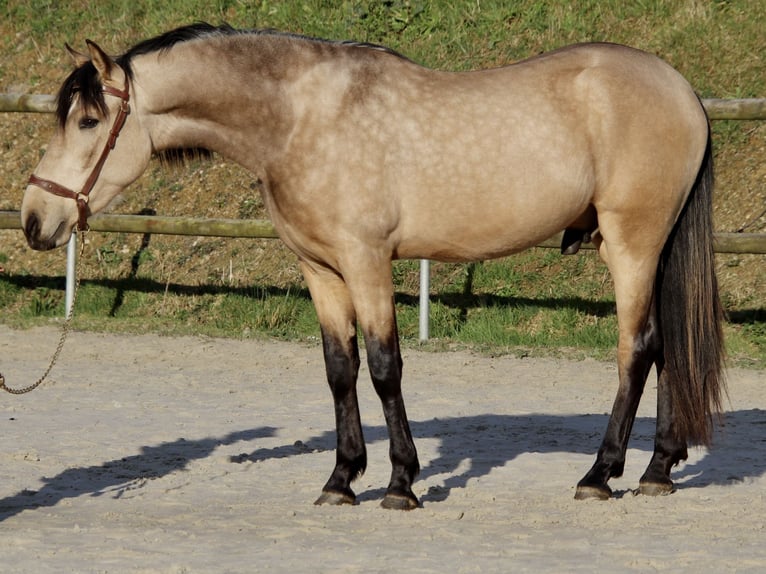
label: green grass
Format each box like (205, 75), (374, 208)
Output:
(2, 0), (764, 94)
(1, 250), (762, 367)
(0, 0), (764, 366)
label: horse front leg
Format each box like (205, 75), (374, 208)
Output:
(301, 262), (366, 506)
(365, 325), (420, 509)
(314, 329), (366, 505)
(348, 263), (420, 510)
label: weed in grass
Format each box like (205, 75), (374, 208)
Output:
(23, 288), (60, 318)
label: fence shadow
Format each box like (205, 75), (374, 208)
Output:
(3, 409), (763, 520)
(4, 272), (764, 330)
(0, 272), (635, 326)
(0, 427), (277, 522)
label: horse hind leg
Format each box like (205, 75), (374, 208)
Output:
(636, 239), (701, 495)
(575, 236), (663, 500)
(301, 262), (366, 506)
(637, 363), (689, 496)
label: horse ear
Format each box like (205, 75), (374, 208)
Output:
(66, 43), (90, 68)
(85, 39), (115, 81)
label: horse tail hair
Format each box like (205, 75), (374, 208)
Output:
(656, 126), (726, 446)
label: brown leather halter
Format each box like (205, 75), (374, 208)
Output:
(28, 79), (131, 231)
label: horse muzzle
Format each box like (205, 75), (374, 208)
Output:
(22, 209), (71, 251)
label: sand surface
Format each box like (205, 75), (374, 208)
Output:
(0, 326), (764, 573)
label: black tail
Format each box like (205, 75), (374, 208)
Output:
(657, 128), (726, 445)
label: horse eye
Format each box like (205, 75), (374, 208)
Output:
(78, 117), (100, 130)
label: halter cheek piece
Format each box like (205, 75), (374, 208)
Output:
(28, 79), (131, 232)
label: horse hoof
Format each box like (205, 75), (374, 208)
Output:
(381, 493), (420, 510)
(314, 490), (356, 506)
(637, 481), (675, 496)
(574, 484), (612, 501)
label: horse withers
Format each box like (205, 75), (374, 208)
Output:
(21, 24), (725, 509)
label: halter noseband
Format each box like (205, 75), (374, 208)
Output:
(28, 79), (131, 232)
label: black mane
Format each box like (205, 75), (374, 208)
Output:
(56, 22), (406, 128)
(56, 23), (233, 126)
(118, 22), (237, 73)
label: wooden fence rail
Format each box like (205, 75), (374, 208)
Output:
(2, 93), (766, 120)
(0, 212), (764, 254)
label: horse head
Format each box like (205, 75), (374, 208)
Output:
(21, 41), (152, 250)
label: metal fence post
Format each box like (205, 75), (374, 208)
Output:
(65, 232), (76, 317)
(418, 259), (430, 341)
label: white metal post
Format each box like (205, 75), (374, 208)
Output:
(65, 232), (76, 316)
(418, 259), (430, 341)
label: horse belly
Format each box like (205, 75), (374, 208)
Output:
(395, 178), (592, 262)
(393, 140), (594, 262)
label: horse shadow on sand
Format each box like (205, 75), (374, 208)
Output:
(1, 409), (765, 520)
(231, 408), (766, 503)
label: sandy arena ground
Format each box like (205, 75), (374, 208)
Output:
(0, 326), (764, 573)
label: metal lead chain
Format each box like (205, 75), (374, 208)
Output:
(0, 232), (85, 395)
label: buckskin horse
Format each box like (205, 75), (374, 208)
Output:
(21, 23), (724, 509)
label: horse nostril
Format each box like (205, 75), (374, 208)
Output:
(23, 212), (40, 243)
(22, 212), (53, 251)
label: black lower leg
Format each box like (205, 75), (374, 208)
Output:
(315, 331), (366, 506)
(366, 334), (420, 510)
(575, 390), (643, 500)
(639, 368), (689, 495)
(576, 314), (660, 500)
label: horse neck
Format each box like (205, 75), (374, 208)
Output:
(132, 39), (300, 172)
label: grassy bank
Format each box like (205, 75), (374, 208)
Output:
(0, 1), (764, 366)
(1, 246), (762, 367)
